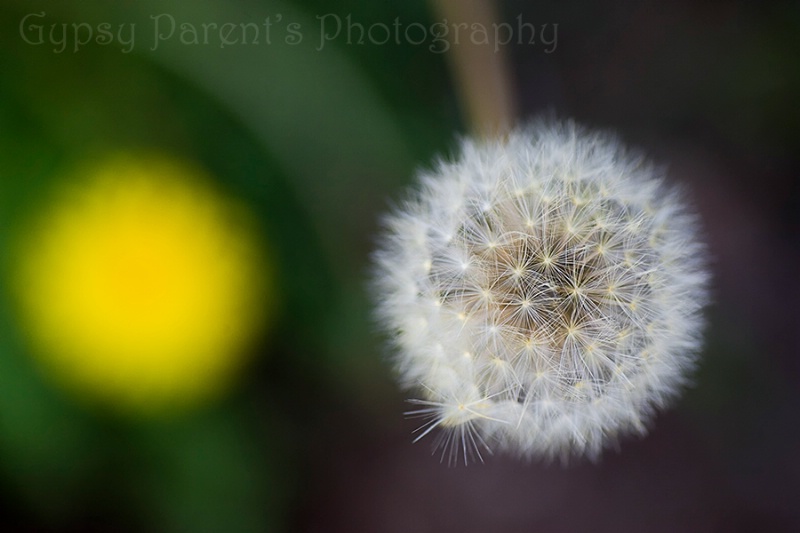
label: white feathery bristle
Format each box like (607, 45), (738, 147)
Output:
(373, 120), (710, 464)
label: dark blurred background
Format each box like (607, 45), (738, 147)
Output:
(0, 0), (798, 531)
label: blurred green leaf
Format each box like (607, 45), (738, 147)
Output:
(132, 410), (282, 533)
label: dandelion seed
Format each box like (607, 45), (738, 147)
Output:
(373, 120), (709, 462)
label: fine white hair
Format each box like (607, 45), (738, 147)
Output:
(373, 120), (710, 464)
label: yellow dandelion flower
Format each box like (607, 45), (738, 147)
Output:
(12, 153), (273, 415)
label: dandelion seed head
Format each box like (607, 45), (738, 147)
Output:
(374, 121), (710, 462)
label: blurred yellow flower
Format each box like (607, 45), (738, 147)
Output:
(13, 153), (273, 415)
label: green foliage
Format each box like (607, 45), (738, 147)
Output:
(0, 0), (457, 529)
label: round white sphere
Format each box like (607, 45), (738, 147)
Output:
(373, 121), (710, 463)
